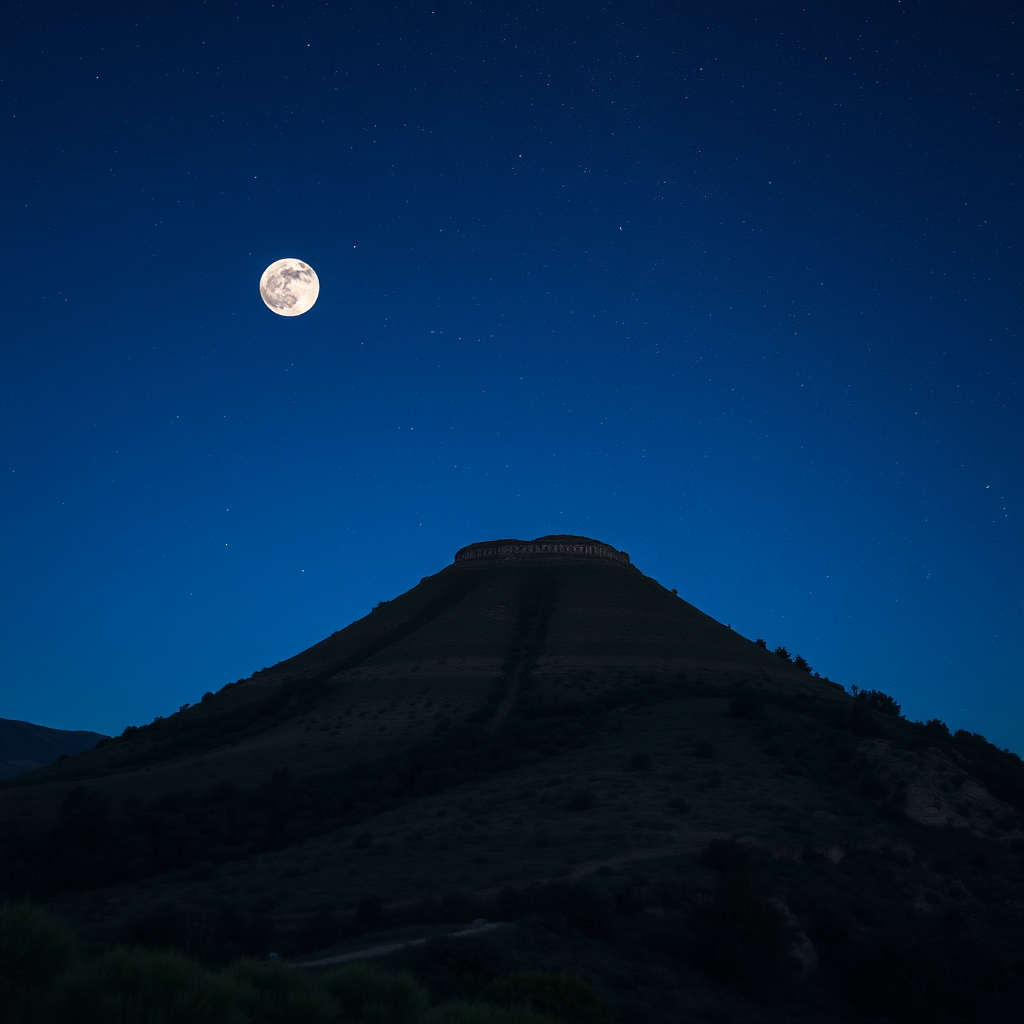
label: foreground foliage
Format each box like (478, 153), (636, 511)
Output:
(0, 903), (595, 1024)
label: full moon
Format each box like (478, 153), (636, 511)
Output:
(259, 258), (320, 316)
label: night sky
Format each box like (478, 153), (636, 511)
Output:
(2, 2), (1020, 753)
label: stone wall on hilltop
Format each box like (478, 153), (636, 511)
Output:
(454, 535), (632, 567)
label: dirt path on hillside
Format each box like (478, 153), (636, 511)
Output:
(489, 675), (520, 729)
(292, 921), (504, 968)
(288, 840), (724, 967)
(279, 826), (725, 942)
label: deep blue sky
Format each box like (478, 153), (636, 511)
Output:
(2, 2), (1021, 752)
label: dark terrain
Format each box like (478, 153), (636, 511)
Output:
(2, 536), (1022, 1023)
(0, 719), (108, 780)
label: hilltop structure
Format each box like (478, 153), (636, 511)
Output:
(453, 534), (633, 568)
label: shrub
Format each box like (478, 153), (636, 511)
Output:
(189, 860), (218, 881)
(566, 789), (595, 811)
(689, 878), (790, 994)
(533, 883), (611, 937)
(833, 703), (883, 737)
(854, 688), (902, 717)
(301, 904), (341, 952)
(46, 947), (246, 1024)
(427, 1002), (558, 1024)
(837, 925), (1003, 1022)
(321, 962), (429, 1024)
(417, 936), (505, 1001)
(480, 970), (615, 1024)
(729, 693), (763, 720)
(0, 900), (76, 1015)
(122, 902), (189, 952)
(490, 887), (523, 923)
(858, 776), (888, 801)
(702, 839), (751, 876)
(55, 787), (111, 848)
(440, 891), (483, 924)
(613, 881), (648, 914)
(356, 895), (383, 931)
(122, 901), (272, 964)
(227, 958), (337, 1024)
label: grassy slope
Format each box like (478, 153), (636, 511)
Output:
(0, 560), (827, 818)
(2, 555), (1022, 1022)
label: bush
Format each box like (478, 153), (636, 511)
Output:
(533, 883), (611, 937)
(227, 958), (337, 1024)
(321, 962), (429, 1024)
(122, 900), (273, 964)
(729, 693), (763, 720)
(427, 1002), (558, 1024)
(0, 901), (76, 1016)
(689, 878), (790, 994)
(301, 904), (341, 952)
(859, 776), (888, 801)
(122, 902), (189, 952)
(566, 789), (595, 811)
(355, 895), (383, 932)
(702, 840), (751, 876)
(55, 788), (111, 849)
(46, 947), (246, 1024)
(837, 925), (1003, 1022)
(854, 688), (902, 717)
(480, 971), (615, 1024)
(440, 891), (484, 924)
(417, 936), (505, 1001)
(833, 702), (884, 737)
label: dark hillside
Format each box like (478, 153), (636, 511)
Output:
(0, 720), (108, 780)
(2, 537), (1022, 1023)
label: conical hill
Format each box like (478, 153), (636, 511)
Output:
(1, 537), (838, 808)
(3, 538), (1022, 1024)
(260, 533), (828, 698)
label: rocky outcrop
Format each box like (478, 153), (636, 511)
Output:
(861, 740), (1022, 837)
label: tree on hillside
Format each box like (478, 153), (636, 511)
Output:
(773, 646), (791, 661)
(854, 689), (902, 717)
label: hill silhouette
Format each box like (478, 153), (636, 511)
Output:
(0, 719), (108, 780)
(2, 536), (1022, 1023)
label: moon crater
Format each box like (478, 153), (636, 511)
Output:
(260, 258), (319, 316)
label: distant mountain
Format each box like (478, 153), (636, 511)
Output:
(0, 718), (108, 779)
(2, 535), (1022, 1023)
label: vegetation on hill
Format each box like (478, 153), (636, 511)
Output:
(2, 554), (1022, 1022)
(2, 901), (575, 1024)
